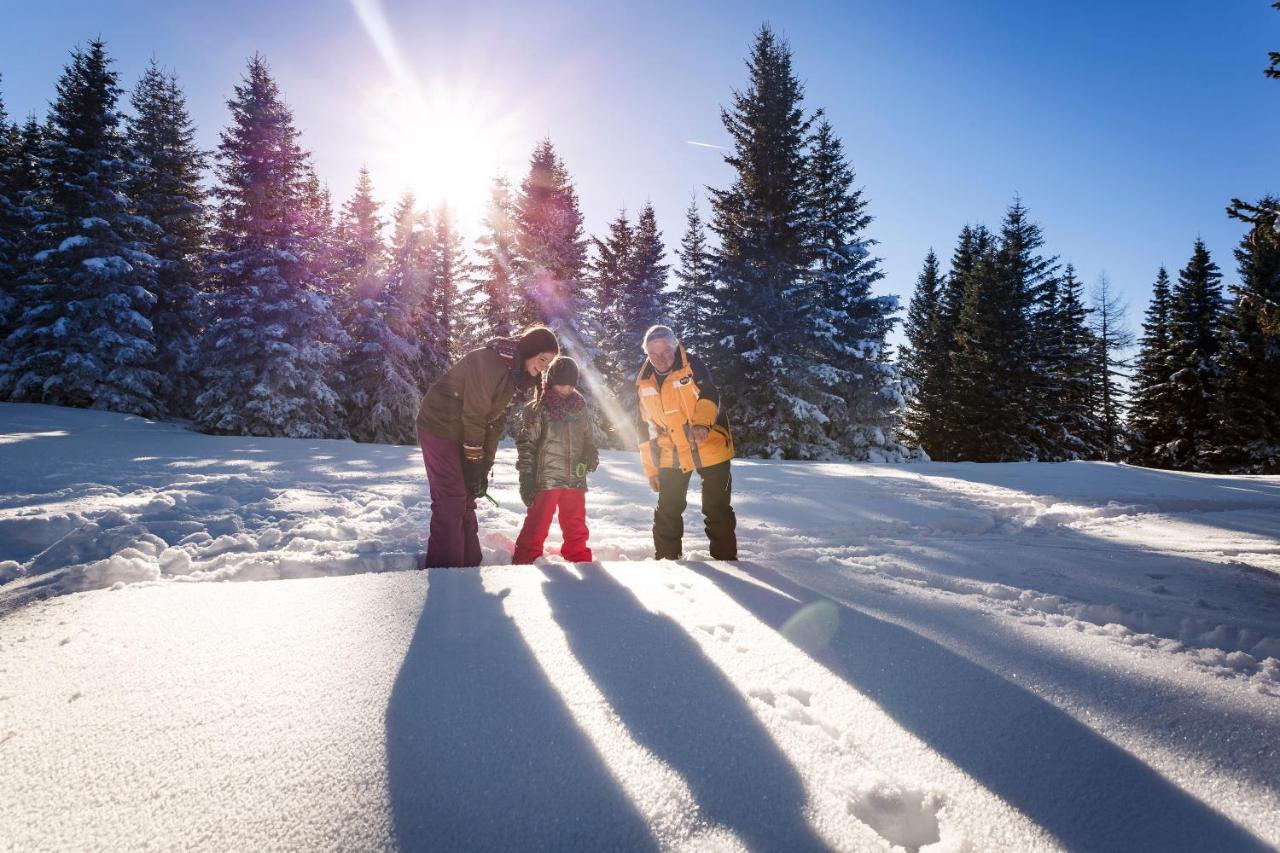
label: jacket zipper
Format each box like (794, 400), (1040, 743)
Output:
(566, 419), (573, 482)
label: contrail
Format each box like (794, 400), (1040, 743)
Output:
(685, 140), (726, 150)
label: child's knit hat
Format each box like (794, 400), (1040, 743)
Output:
(546, 356), (579, 387)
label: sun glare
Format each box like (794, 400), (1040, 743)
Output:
(352, 0), (522, 227)
(364, 80), (520, 226)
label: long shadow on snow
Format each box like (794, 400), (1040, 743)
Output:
(384, 569), (657, 852)
(684, 560), (1272, 853)
(538, 562), (831, 852)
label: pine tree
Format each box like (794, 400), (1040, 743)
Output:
(948, 201), (1053, 461)
(708, 26), (821, 457)
(611, 201), (670, 444)
(386, 192), (446, 393)
(802, 118), (905, 458)
(334, 170), (423, 444)
(127, 61), (208, 416)
(1209, 197), (1280, 472)
(900, 250), (945, 456)
(1128, 267), (1179, 465)
(1052, 265), (1102, 457)
(622, 202), (670, 335)
(948, 245), (1016, 461)
(1, 40), (163, 415)
(587, 207), (633, 398)
(335, 166), (385, 303)
(926, 224), (993, 459)
(298, 163), (338, 295)
(193, 55), (347, 437)
(472, 173), (519, 341)
(1087, 273), (1133, 461)
(1001, 199), (1060, 459)
(514, 138), (591, 356)
(0, 80), (20, 351)
(0, 116), (47, 383)
(669, 196), (715, 355)
(431, 202), (472, 362)
(1162, 239), (1225, 468)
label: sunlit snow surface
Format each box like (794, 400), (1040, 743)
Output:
(1, 403), (1278, 851)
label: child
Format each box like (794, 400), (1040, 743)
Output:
(512, 357), (599, 564)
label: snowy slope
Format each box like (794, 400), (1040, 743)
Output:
(1, 403), (1279, 851)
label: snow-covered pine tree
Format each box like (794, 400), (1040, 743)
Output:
(386, 192), (446, 393)
(708, 25), (824, 457)
(1028, 269), (1068, 459)
(0, 81), (20, 353)
(586, 207), (633, 402)
(1127, 267), (1180, 465)
(334, 166), (385, 303)
(610, 201), (671, 444)
(127, 61), (208, 417)
(0, 115), (47, 390)
(1052, 264), (1103, 458)
(471, 173), (520, 341)
(514, 137), (592, 358)
(1002, 199), (1060, 459)
(623, 203), (670, 337)
(1208, 197), (1280, 472)
(1161, 239), (1225, 469)
(193, 55), (347, 438)
(1087, 273), (1133, 461)
(802, 117), (907, 459)
(333, 169), (421, 444)
(669, 196), (716, 356)
(297, 163), (339, 296)
(900, 250), (945, 456)
(1, 40), (164, 416)
(430, 202), (473, 363)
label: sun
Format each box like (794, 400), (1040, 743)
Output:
(349, 0), (523, 228)
(363, 79), (520, 228)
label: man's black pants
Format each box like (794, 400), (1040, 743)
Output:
(653, 460), (737, 560)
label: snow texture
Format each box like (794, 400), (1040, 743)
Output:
(1, 402), (1278, 851)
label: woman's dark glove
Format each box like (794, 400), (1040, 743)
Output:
(519, 472), (537, 507)
(462, 459), (488, 499)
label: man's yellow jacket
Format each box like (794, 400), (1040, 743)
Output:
(635, 345), (734, 476)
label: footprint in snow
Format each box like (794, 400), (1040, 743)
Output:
(846, 782), (946, 853)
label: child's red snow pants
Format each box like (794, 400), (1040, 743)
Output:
(512, 488), (593, 564)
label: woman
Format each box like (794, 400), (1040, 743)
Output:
(416, 327), (559, 567)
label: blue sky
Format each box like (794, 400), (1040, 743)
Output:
(3, 1), (1277, 346)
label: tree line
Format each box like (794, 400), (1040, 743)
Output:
(0, 27), (908, 459)
(2, 25), (1275, 471)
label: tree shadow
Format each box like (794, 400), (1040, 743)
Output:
(537, 562), (831, 852)
(384, 569), (657, 852)
(684, 560), (1272, 853)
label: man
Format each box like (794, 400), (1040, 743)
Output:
(635, 325), (737, 560)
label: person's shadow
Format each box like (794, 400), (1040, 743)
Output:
(685, 560), (1272, 853)
(538, 562), (832, 852)
(384, 569), (657, 851)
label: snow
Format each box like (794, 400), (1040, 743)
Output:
(1, 402), (1279, 851)
(80, 256), (130, 272)
(32, 235), (91, 261)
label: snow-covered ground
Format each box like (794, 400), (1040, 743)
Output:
(2, 402), (1279, 851)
